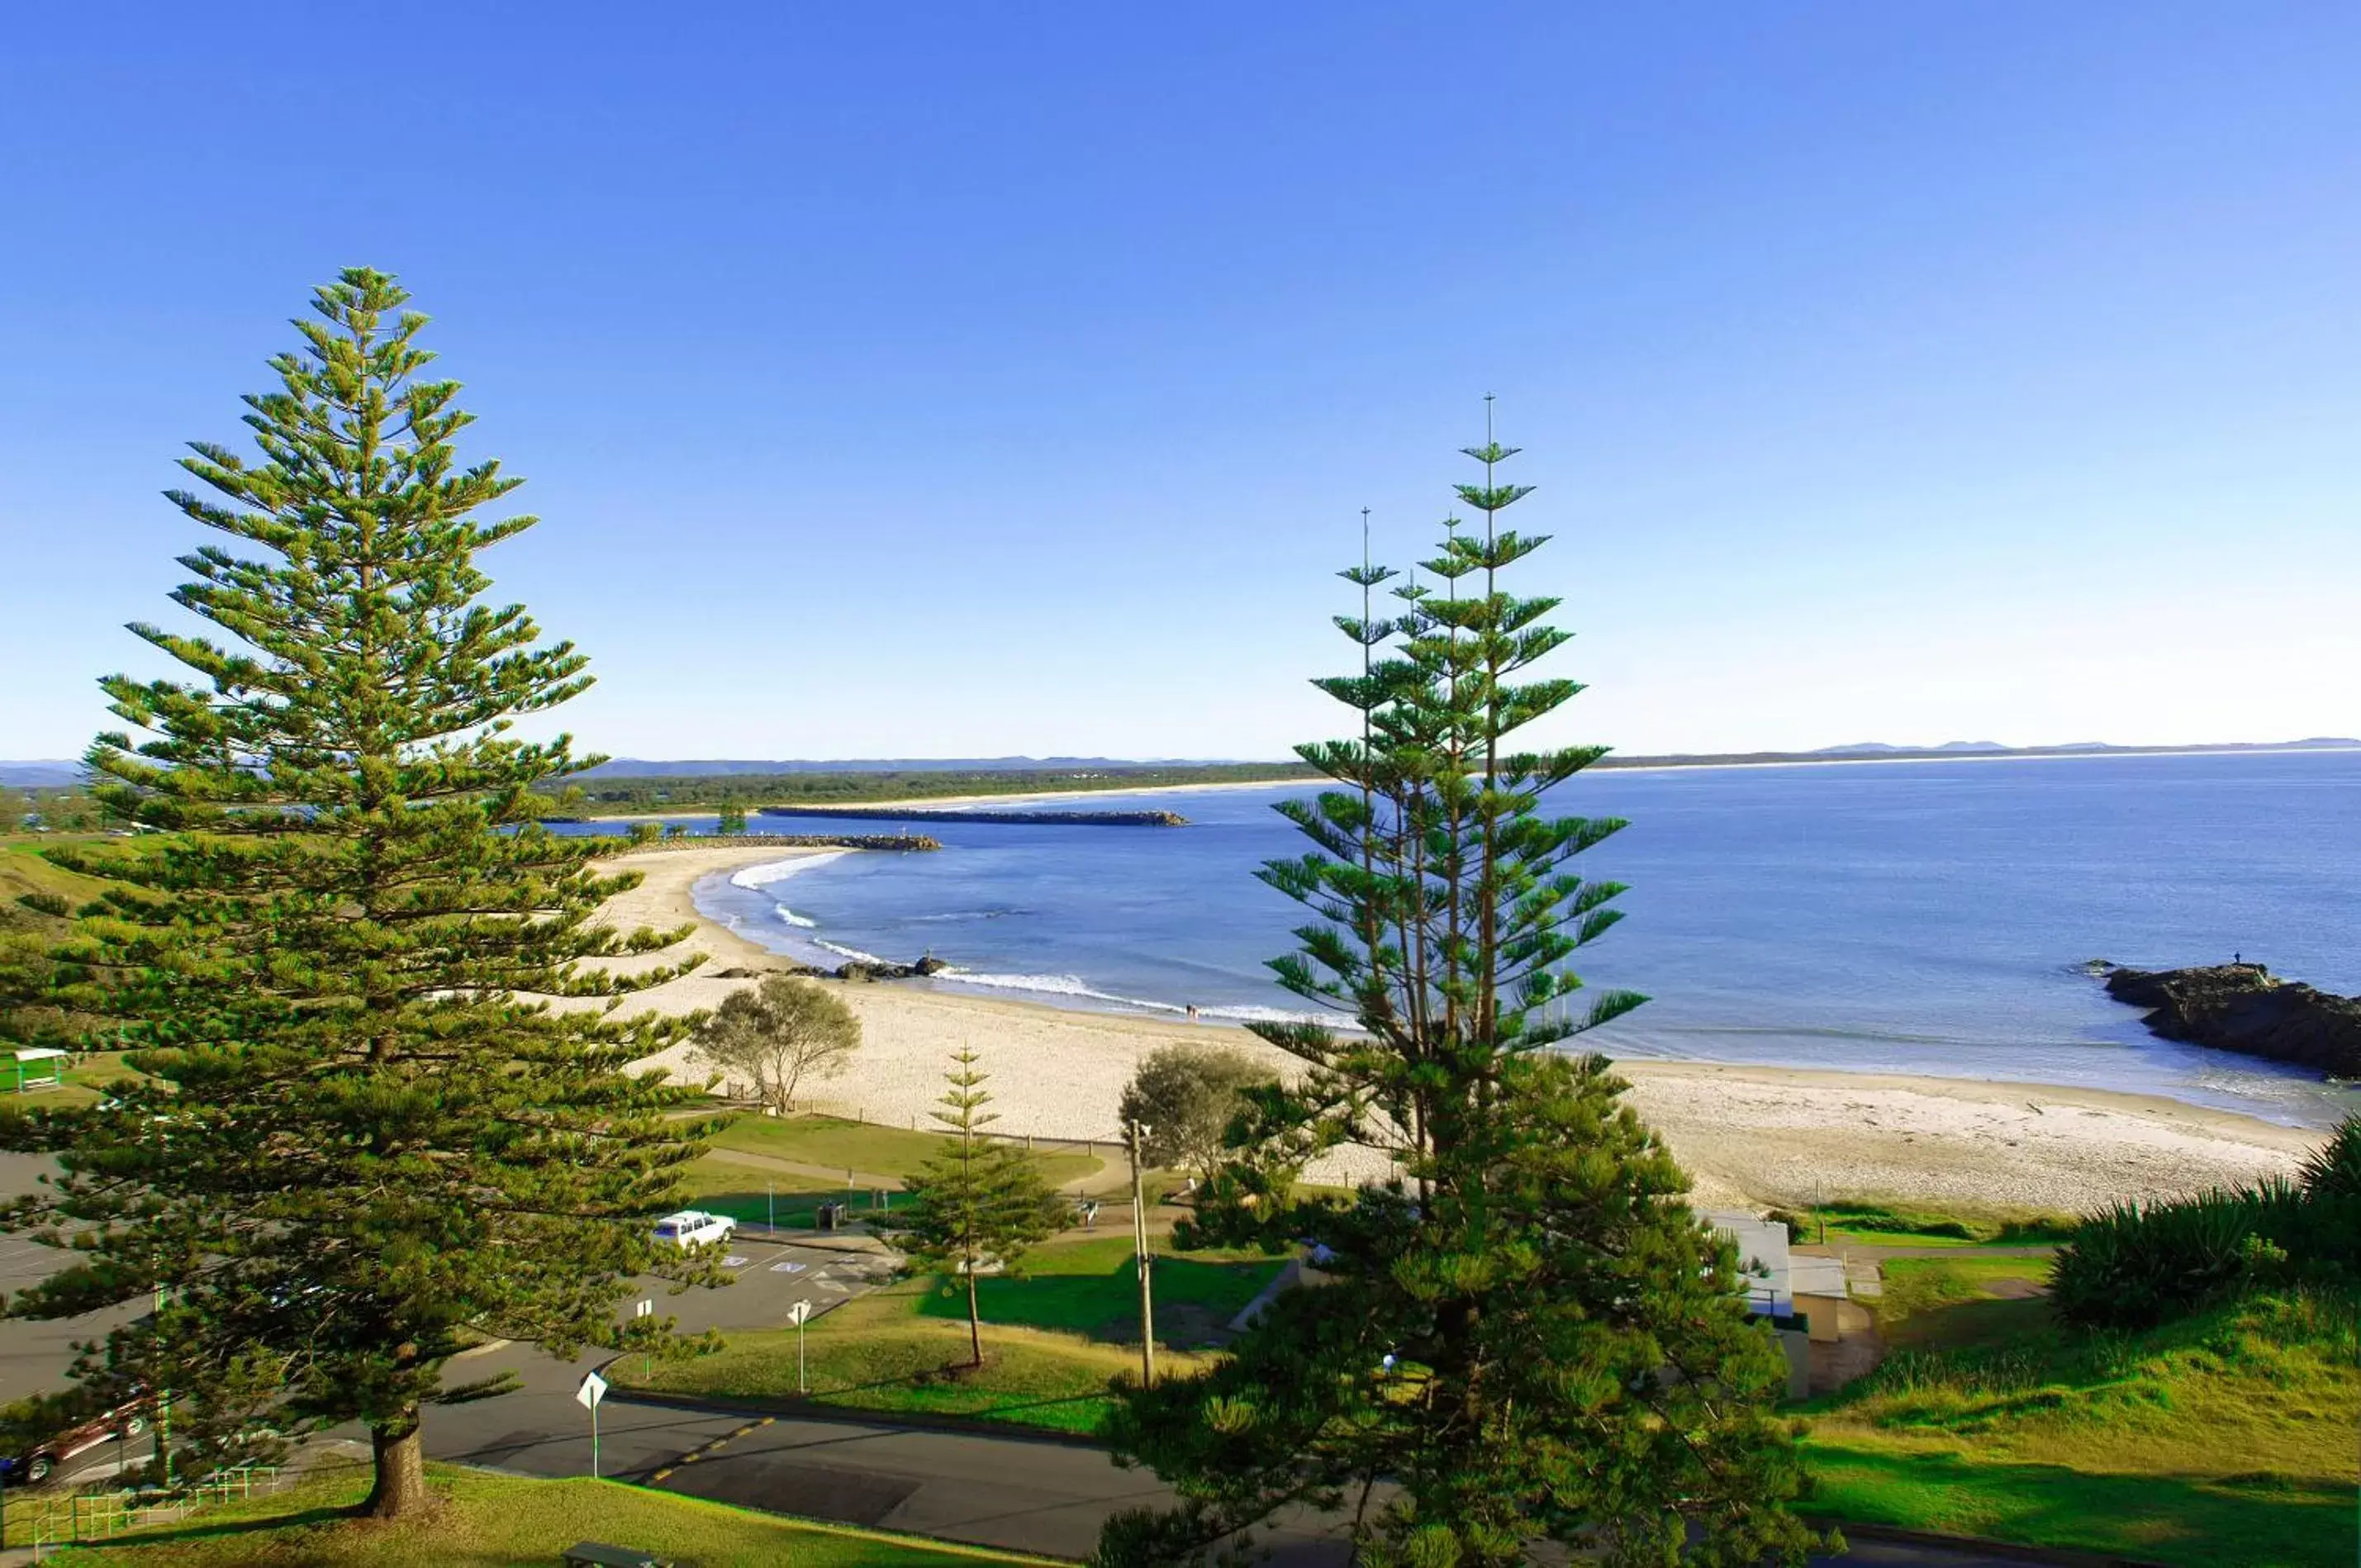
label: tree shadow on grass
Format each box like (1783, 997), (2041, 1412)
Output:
(1806, 1444), (2355, 1568)
(908, 1254), (1279, 1348)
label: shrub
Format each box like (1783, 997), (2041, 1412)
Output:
(2051, 1115), (2361, 1329)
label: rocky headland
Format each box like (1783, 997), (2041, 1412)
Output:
(2099, 962), (2361, 1078)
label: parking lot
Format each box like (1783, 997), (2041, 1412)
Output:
(0, 1154), (899, 1491)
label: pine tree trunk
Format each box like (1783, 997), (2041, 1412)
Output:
(363, 1412), (433, 1519)
(966, 1268), (983, 1368)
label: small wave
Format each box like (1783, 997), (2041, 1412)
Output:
(815, 938), (892, 966)
(729, 851), (849, 891)
(933, 968), (1352, 1029)
(773, 905), (817, 929)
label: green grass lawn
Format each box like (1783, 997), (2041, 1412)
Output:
(1803, 1286), (2361, 1567)
(39, 1462), (1047, 1566)
(672, 1154), (918, 1229)
(708, 1114), (1101, 1189)
(1869, 1255), (2056, 1351)
(617, 1233), (1284, 1435)
(1785, 1200), (2076, 1250)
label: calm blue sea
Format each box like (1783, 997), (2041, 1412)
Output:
(559, 750), (2361, 1128)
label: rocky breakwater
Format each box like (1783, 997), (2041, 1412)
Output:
(2099, 962), (2361, 1078)
(758, 805), (1188, 827)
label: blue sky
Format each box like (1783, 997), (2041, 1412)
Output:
(2, 4), (2354, 761)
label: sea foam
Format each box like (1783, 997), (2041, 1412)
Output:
(728, 851), (849, 890)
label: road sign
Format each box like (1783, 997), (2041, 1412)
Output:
(788, 1299), (812, 1394)
(575, 1371), (609, 1480)
(634, 1298), (653, 1319)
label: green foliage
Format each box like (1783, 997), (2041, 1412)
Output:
(1098, 423), (1821, 1568)
(881, 1048), (1066, 1366)
(714, 800), (750, 834)
(2050, 1114), (2361, 1328)
(1117, 1044), (1276, 1181)
(0, 269), (720, 1518)
(691, 973), (862, 1114)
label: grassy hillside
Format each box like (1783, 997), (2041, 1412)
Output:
(40, 1463), (1050, 1566)
(1803, 1269), (2359, 1567)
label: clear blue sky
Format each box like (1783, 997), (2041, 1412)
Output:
(3, 4), (2354, 762)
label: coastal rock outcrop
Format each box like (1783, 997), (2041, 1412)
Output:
(834, 954), (952, 982)
(2099, 962), (2361, 1078)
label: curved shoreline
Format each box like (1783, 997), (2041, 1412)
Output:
(589, 843), (2322, 1213)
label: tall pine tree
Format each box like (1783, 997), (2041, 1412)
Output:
(1095, 415), (1826, 1567)
(884, 1048), (1065, 1368)
(0, 269), (720, 1518)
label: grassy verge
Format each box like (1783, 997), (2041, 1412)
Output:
(1777, 1200), (2076, 1249)
(709, 1114), (1100, 1188)
(1803, 1286), (2360, 1567)
(39, 1462), (1048, 1566)
(617, 1233), (1285, 1435)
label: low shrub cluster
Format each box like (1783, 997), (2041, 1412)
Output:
(2050, 1114), (2361, 1328)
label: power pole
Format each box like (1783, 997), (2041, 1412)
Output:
(1127, 1120), (1157, 1387)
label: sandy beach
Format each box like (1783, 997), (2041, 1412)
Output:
(593, 844), (2321, 1214)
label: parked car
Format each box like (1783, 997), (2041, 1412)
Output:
(650, 1210), (736, 1248)
(0, 1395), (154, 1485)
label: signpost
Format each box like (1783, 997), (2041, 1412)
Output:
(574, 1371), (608, 1479)
(788, 1300), (812, 1394)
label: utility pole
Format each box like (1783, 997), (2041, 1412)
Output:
(1128, 1120), (1156, 1387)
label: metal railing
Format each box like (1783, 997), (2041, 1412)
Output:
(28, 1464), (280, 1556)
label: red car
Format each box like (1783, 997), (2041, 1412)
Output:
(1, 1395), (154, 1485)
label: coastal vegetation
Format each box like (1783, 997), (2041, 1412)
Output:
(690, 974), (863, 1116)
(1116, 1045), (1277, 1185)
(0, 269), (723, 1521)
(31, 1464), (1049, 1566)
(2050, 1113), (2360, 1328)
(1097, 429), (1822, 1566)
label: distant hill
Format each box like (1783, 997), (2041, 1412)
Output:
(0, 762), (83, 787)
(1751, 739), (2360, 767)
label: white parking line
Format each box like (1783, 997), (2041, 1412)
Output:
(768, 1261), (807, 1274)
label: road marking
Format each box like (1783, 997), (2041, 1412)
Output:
(768, 1260), (807, 1274)
(816, 1279), (849, 1293)
(722, 1254), (752, 1269)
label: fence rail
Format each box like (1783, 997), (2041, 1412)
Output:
(28, 1464), (282, 1556)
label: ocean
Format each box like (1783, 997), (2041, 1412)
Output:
(560, 749), (2361, 1129)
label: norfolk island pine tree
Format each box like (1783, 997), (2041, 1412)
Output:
(884, 1048), (1066, 1368)
(1093, 414), (1827, 1568)
(0, 269), (727, 1518)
